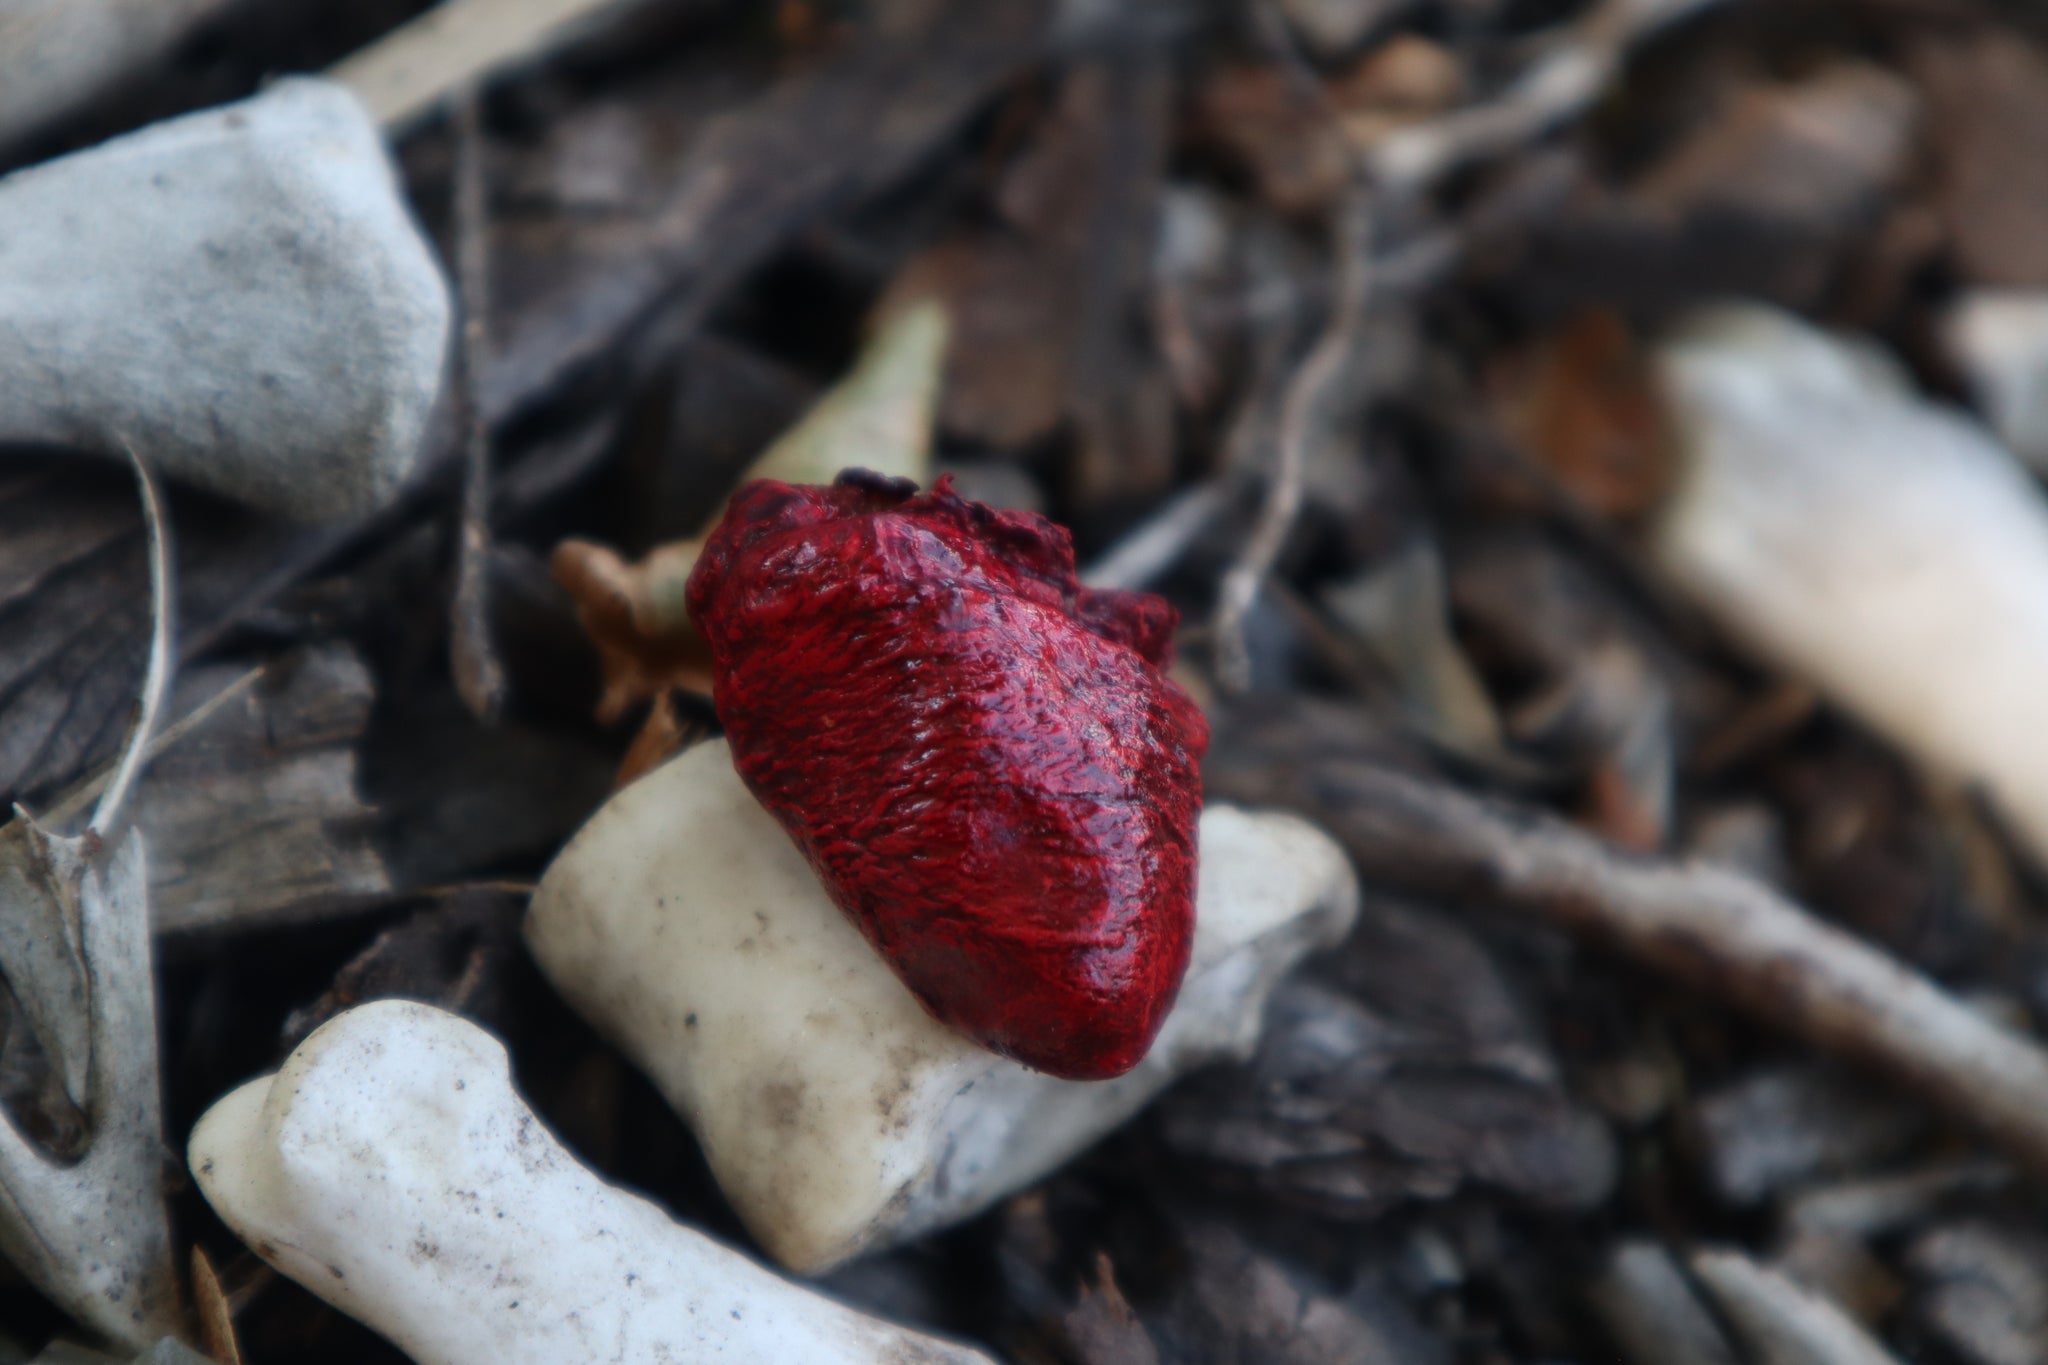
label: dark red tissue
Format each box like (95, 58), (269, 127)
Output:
(685, 471), (1210, 1080)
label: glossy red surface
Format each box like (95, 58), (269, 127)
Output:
(686, 471), (1210, 1080)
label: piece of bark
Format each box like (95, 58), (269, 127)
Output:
(887, 55), (1175, 506)
(1158, 899), (1616, 1216)
(281, 891), (528, 1050)
(361, 694), (616, 891)
(130, 646), (388, 935)
(0, 470), (342, 809)
(1513, 62), (1918, 317)
(481, 0), (1054, 427)
(1906, 28), (2048, 288)
(1691, 1064), (1928, 1207)
(1633, 62), (1916, 267)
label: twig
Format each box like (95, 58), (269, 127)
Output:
(1212, 192), (1373, 695)
(1082, 483), (1231, 593)
(90, 448), (173, 841)
(1292, 759), (2048, 1181)
(449, 87), (506, 724)
(1208, 0), (1721, 692)
(1367, 0), (1731, 196)
(1690, 1250), (1902, 1365)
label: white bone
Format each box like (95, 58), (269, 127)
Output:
(189, 999), (995, 1365)
(1653, 302), (2048, 866)
(526, 738), (1361, 1273)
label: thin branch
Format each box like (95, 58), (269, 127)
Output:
(1366, 0), (1731, 196)
(1212, 192), (1373, 695)
(449, 86), (506, 724)
(1082, 483), (1230, 593)
(90, 450), (173, 840)
(1297, 759), (2048, 1179)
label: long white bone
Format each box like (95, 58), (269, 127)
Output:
(189, 999), (996, 1365)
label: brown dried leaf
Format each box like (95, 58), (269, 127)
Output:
(1190, 37), (1464, 217)
(553, 300), (944, 776)
(552, 537), (711, 727)
(1488, 309), (1675, 519)
(190, 1245), (242, 1365)
(614, 692), (706, 790)
(1634, 64), (1917, 236)
(1063, 1253), (1160, 1365)
(1908, 29), (2048, 288)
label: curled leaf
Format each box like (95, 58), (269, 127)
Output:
(555, 300), (948, 770)
(0, 455), (184, 1346)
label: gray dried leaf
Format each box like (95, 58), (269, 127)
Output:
(0, 817), (90, 1108)
(1692, 1064), (1929, 1207)
(1153, 1218), (1447, 1365)
(1158, 901), (1615, 1215)
(0, 458), (183, 1346)
(1906, 1222), (2048, 1365)
(128, 645), (387, 935)
(1321, 537), (1508, 767)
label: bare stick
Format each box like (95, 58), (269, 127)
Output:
(1368, 0), (1730, 195)
(1300, 759), (2048, 1179)
(90, 449), (174, 840)
(1213, 193), (1373, 695)
(1083, 483), (1230, 593)
(449, 87), (506, 724)
(1690, 1250), (1901, 1365)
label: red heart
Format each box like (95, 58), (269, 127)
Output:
(686, 471), (1209, 1080)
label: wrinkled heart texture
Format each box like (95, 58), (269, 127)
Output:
(685, 471), (1209, 1080)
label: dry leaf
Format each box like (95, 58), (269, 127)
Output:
(190, 1245), (243, 1365)
(555, 300), (946, 773)
(1488, 309), (1675, 519)
(0, 455), (184, 1348)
